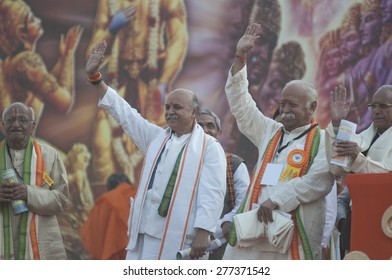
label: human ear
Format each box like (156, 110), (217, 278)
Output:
(310, 101), (317, 114)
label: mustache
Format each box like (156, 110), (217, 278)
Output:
(166, 115), (178, 121)
(280, 112), (296, 120)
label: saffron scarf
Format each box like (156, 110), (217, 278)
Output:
(0, 138), (44, 260)
(229, 119), (320, 259)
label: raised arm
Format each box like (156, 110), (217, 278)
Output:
(231, 23), (261, 76)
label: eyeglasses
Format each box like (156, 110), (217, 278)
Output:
(3, 118), (33, 125)
(367, 103), (392, 110)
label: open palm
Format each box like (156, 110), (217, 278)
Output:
(86, 41), (107, 76)
(236, 23), (261, 55)
(330, 85), (350, 125)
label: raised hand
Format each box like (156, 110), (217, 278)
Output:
(236, 23), (261, 56)
(330, 85), (350, 127)
(86, 41), (107, 76)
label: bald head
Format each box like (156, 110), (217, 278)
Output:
(371, 85), (392, 133)
(373, 85), (392, 99)
(165, 89), (201, 137)
(168, 88), (201, 115)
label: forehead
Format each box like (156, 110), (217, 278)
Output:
(281, 83), (308, 103)
(197, 114), (215, 124)
(326, 47), (340, 56)
(362, 10), (380, 21)
(4, 106), (30, 118)
(341, 29), (360, 39)
(372, 88), (392, 102)
(166, 91), (192, 106)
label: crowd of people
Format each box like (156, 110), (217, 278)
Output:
(1, 3), (392, 260)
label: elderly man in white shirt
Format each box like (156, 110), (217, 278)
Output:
(197, 108), (249, 259)
(85, 41), (226, 260)
(222, 24), (334, 260)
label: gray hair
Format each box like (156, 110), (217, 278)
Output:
(169, 88), (202, 116)
(192, 94), (202, 116)
(375, 85), (392, 95)
(199, 108), (222, 131)
(2, 102), (35, 121)
(284, 80), (318, 104)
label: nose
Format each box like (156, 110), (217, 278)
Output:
(359, 21), (365, 33)
(166, 106), (175, 115)
(280, 103), (289, 113)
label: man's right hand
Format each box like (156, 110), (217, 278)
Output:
(236, 23), (262, 56)
(86, 40), (107, 76)
(0, 184), (14, 202)
(232, 23), (261, 76)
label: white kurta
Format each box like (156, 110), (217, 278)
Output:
(98, 87), (226, 259)
(325, 123), (392, 174)
(215, 162), (249, 242)
(223, 66), (334, 260)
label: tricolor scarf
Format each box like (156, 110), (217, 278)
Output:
(127, 123), (207, 259)
(0, 138), (44, 260)
(229, 119), (320, 260)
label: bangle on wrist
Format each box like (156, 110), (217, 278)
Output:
(88, 72), (103, 85)
(88, 72), (101, 80)
(235, 54), (246, 63)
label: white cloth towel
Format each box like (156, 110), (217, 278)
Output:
(234, 209), (294, 253)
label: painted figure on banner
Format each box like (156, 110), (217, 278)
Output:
(346, 0), (383, 131)
(316, 29), (344, 128)
(366, 0), (392, 111)
(86, 0), (188, 184)
(339, 4), (363, 126)
(57, 143), (93, 260)
(0, 0), (83, 130)
(257, 41), (307, 118)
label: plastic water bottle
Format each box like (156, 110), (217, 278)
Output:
(1, 169), (29, 214)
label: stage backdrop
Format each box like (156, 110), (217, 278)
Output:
(1, 0), (391, 259)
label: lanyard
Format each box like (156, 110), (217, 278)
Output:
(276, 123), (318, 156)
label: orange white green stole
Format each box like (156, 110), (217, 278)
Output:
(229, 119), (320, 260)
(0, 138), (44, 260)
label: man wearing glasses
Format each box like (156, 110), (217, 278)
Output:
(325, 85), (392, 258)
(326, 84), (392, 174)
(0, 103), (69, 260)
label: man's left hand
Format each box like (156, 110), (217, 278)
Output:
(334, 140), (361, 162)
